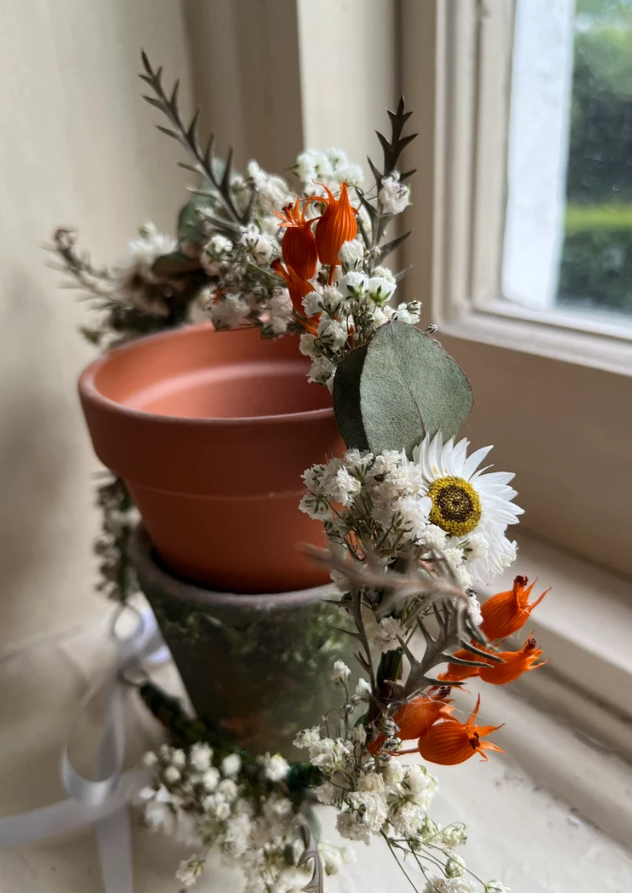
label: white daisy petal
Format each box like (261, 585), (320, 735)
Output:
(462, 445), (493, 479)
(414, 432), (522, 585)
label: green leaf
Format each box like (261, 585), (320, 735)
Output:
(151, 250), (202, 278)
(333, 344), (370, 451)
(359, 322), (472, 456)
(177, 192), (214, 248)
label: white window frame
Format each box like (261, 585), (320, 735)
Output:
(400, 0), (632, 784)
(401, 0), (632, 569)
(404, 0), (632, 373)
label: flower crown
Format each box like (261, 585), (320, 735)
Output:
(50, 52), (551, 893)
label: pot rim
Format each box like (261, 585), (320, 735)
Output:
(132, 524), (333, 607)
(79, 323), (336, 429)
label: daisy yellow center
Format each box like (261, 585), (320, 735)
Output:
(427, 476), (482, 537)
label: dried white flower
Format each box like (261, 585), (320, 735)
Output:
(389, 800), (427, 837)
(218, 778), (239, 802)
(294, 726), (321, 750)
(404, 765), (438, 808)
(339, 238), (365, 269)
(331, 660), (352, 684)
(221, 754), (242, 778)
(423, 880), (478, 893)
(367, 276), (396, 304)
(247, 160), (292, 212)
(375, 617), (406, 654)
(445, 854), (466, 878)
(176, 856), (205, 887)
(171, 749), (186, 769)
(163, 766), (181, 784)
(263, 754), (290, 782)
(202, 767), (221, 791)
(188, 742), (213, 772)
(354, 677), (372, 699)
(436, 824), (468, 848)
(379, 172), (411, 215)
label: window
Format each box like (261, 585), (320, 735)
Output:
(504, 0), (632, 323)
(400, 0), (632, 581)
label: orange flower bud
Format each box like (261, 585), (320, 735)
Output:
(270, 259), (318, 334)
(480, 575), (550, 642)
(438, 646), (493, 684)
(274, 199), (318, 281)
(393, 695), (454, 740)
(310, 182), (358, 283)
(416, 695), (503, 765)
(478, 634), (548, 685)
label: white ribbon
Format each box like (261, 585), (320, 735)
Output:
(0, 604), (168, 893)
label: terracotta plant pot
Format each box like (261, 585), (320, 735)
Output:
(132, 525), (352, 759)
(79, 323), (344, 593)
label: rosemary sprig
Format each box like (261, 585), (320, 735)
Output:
(139, 51), (255, 228)
(357, 95), (418, 269)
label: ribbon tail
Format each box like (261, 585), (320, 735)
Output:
(97, 807), (135, 893)
(0, 768), (148, 849)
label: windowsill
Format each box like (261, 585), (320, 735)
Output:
(467, 531), (632, 848)
(441, 300), (632, 377)
(489, 531), (632, 728)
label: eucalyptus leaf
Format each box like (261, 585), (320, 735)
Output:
(359, 322), (472, 456)
(151, 250), (202, 278)
(177, 193), (214, 249)
(333, 344), (370, 451)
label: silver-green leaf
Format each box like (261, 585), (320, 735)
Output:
(359, 322), (472, 456)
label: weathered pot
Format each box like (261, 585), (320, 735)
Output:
(78, 323), (344, 593)
(132, 525), (350, 758)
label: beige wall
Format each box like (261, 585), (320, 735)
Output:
(0, 1), (193, 650)
(0, 0), (402, 651)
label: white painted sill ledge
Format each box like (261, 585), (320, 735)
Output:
(471, 531), (632, 853)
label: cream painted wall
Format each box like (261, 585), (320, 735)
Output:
(297, 0), (399, 178)
(0, 0), (402, 652)
(0, 1), (193, 650)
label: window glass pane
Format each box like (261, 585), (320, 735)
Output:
(503, 0), (632, 322)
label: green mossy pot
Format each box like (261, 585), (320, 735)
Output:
(132, 525), (352, 759)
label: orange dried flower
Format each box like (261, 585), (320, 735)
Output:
(416, 695), (503, 765)
(274, 199), (318, 281)
(271, 259), (318, 334)
(478, 634), (548, 685)
(310, 182), (358, 283)
(370, 694), (452, 756)
(480, 575), (550, 642)
(394, 695), (454, 740)
(438, 647), (492, 684)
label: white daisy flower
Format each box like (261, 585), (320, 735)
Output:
(413, 432), (523, 584)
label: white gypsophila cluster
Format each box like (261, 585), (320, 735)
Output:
(422, 880), (479, 893)
(247, 160), (293, 213)
(298, 268), (422, 392)
(379, 172), (411, 215)
(299, 434), (521, 590)
(375, 617), (407, 654)
(293, 716), (475, 888)
(295, 148), (364, 196)
(112, 222), (178, 316)
(422, 880), (512, 893)
(138, 742), (350, 893)
(200, 219), (296, 336)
